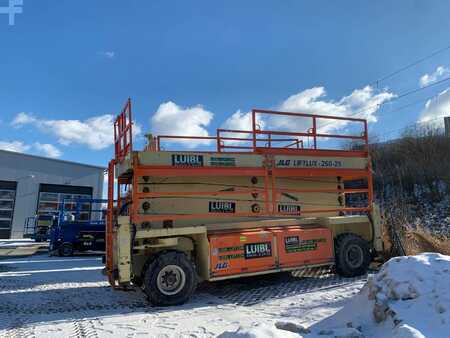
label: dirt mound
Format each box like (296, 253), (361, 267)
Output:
(404, 230), (450, 256)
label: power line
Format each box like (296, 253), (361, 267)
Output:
(319, 74), (450, 131)
(304, 45), (450, 137)
(371, 44), (450, 87)
(394, 75), (450, 101)
(379, 92), (442, 116)
(277, 45), (450, 135)
(361, 74), (450, 118)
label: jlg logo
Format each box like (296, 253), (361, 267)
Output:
(172, 154), (204, 166)
(215, 262), (228, 270)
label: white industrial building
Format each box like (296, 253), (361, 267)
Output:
(0, 149), (104, 239)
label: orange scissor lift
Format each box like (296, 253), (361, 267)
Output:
(106, 99), (383, 306)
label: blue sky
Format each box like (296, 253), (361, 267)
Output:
(1, 0), (450, 167)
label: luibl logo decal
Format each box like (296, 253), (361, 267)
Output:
(244, 242), (272, 259)
(278, 204), (301, 214)
(172, 154), (204, 166)
(209, 201), (236, 213)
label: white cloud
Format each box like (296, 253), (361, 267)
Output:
(42, 115), (115, 150)
(221, 86), (394, 138)
(418, 87), (450, 128)
(11, 113), (141, 150)
(274, 86), (394, 133)
(419, 66), (450, 87)
(98, 51), (115, 59)
(0, 140), (62, 158)
(11, 112), (36, 126)
(221, 110), (265, 131)
(218, 110), (267, 148)
(0, 141), (30, 153)
(33, 142), (62, 158)
(151, 101), (213, 148)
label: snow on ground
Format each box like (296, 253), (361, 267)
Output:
(0, 238), (38, 247)
(0, 253), (366, 337)
(2, 251), (447, 337)
(224, 253), (450, 338)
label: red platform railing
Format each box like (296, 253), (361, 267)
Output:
(155, 109), (367, 154)
(114, 98), (133, 162)
(251, 109), (368, 153)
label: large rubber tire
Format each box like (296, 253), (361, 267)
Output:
(58, 242), (74, 257)
(143, 251), (197, 306)
(334, 233), (371, 277)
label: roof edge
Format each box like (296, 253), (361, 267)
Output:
(0, 149), (106, 171)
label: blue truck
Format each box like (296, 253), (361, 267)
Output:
(49, 198), (107, 256)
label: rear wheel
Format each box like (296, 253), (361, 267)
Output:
(59, 242), (74, 257)
(334, 233), (371, 277)
(143, 251), (197, 306)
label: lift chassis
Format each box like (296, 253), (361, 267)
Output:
(106, 99), (384, 306)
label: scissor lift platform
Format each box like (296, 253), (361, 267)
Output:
(105, 99), (383, 306)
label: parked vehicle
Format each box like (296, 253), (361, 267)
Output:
(49, 198), (107, 256)
(105, 99), (384, 306)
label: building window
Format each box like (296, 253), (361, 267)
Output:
(0, 181), (17, 239)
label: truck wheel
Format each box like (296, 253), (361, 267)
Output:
(335, 233), (370, 277)
(143, 251), (197, 306)
(59, 242), (74, 257)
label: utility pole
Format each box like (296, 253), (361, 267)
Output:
(445, 116), (450, 137)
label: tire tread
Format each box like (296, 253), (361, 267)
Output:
(143, 250), (197, 306)
(334, 233), (371, 277)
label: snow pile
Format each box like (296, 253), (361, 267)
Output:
(310, 253), (450, 338)
(219, 253), (450, 338)
(218, 324), (300, 338)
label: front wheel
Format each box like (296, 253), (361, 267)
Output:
(334, 233), (371, 277)
(58, 242), (74, 257)
(143, 251), (197, 306)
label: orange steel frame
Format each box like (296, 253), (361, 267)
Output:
(106, 100), (374, 277)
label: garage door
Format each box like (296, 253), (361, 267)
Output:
(0, 181), (17, 239)
(37, 184), (93, 220)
